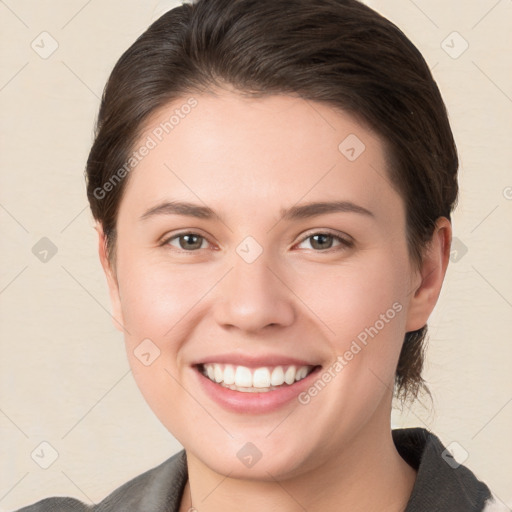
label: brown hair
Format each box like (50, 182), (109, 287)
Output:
(86, 0), (458, 405)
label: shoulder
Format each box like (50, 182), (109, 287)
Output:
(94, 448), (187, 511)
(14, 450), (188, 512)
(392, 427), (509, 512)
(14, 497), (91, 512)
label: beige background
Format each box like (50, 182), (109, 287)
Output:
(1, 0), (511, 509)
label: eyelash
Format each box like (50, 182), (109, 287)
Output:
(160, 230), (354, 254)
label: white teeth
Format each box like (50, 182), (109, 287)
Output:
(296, 366), (308, 380)
(284, 365), (296, 385)
(253, 367), (271, 388)
(214, 365), (223, 383)
(201, 363), (314, 391)
(235, 366), (253, 387)
(270, 366), (285, 386)
(223, 364), (235, 385)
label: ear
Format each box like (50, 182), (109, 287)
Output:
(95, 223), (125, 333)
(405, 217), (452, 332)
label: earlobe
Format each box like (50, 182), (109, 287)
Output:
(405, 217), (452, 332)
(95, 223), (125, 333)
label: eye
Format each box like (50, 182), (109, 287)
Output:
(163, 232), (210, 251)
(160, 230), (353, 253)
(295, 231), (353, 252)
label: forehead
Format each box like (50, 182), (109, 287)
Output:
(119, 91), (403, 226)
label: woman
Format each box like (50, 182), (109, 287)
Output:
(16, 0), (508, 510)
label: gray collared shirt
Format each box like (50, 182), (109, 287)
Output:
(15, 428), (506, 511)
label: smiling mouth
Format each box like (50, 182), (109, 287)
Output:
(197, 363), (319, 393)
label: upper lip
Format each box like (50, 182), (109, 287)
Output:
(192, 353), (321, 368)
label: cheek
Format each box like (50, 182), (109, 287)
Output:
(115, 258), (200, 426)
(114, 255), (198, 392)
(117, 256), (211, 342)
(287, 255), (409, 453)
(300, 254), (407, 340)
(295, 253), (409, 399)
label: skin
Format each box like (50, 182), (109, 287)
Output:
(97, 89), (451, 512)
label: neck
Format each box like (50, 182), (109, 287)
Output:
(180, 401), (416, 512)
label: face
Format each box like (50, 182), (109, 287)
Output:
(99, 90), (440, 480)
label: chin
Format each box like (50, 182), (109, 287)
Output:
(185, 432), (320, 482)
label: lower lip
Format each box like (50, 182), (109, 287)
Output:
(194, 366), (322, 414)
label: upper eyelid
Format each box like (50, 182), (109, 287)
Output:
(297, 228), (352, 243)
(160, 228), (210, 243)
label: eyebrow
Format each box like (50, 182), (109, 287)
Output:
(139, 200), (374, 223)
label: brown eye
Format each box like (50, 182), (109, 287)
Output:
(167, 233), (208, 251)
(309, 233), (336, 250)
(296, 231), (353, 252)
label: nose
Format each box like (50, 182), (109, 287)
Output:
(213, 251), (296, 334)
